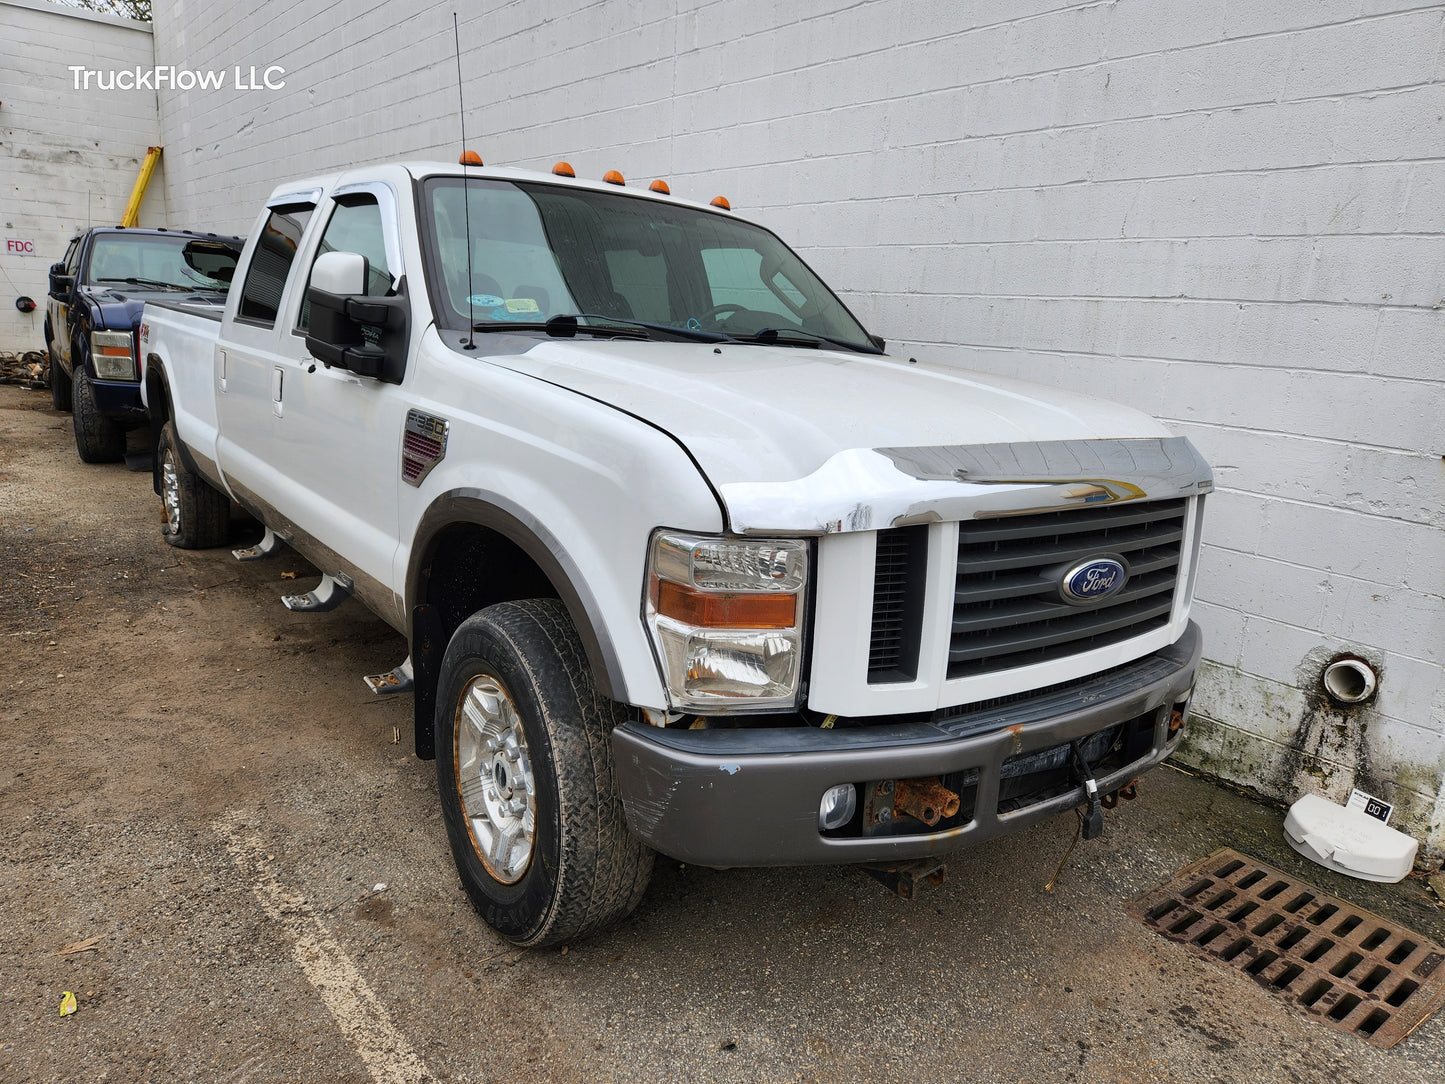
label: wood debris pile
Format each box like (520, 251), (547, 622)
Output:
(0, 351), (48, 389)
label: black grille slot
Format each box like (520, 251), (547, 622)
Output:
(950, 498), (1187, 678)
(868, 525), (928, 682)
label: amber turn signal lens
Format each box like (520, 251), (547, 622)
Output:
(656, 581), (796, 629)
(96, 345), (132, 357)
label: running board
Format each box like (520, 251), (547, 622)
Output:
(364, 657), (414, 696)
(281, 572), (353, 612)
(233, 527), (284, 562)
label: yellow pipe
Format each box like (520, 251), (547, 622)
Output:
(120, 146), (162, 227)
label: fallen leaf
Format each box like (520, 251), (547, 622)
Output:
(59, 991), (77, 1017)
(280, 572), (297, 580)
(53, 936), (103, 957)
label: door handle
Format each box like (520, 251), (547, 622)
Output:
(272, 366), (284, 418)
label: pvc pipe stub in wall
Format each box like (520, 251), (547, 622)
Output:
(1322, 657), (1377, 705)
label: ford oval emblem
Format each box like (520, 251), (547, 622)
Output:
(1061, 558), (1128, 603)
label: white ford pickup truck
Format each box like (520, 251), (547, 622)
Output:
(140, 158), (1211, 946)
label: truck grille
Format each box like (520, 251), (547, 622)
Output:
(866, 498), (1189, 683)
(949, 498), (1187, 678)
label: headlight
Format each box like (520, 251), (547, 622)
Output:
(91, 330), (138, 381)
(644, 531), (808, 712)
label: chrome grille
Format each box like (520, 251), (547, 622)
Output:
(948, 498), (1187, 678)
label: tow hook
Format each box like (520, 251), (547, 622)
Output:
(861, 858), (948, 900)
(1069, 740), (1104, 841)
(893, 778), (961, 827)
(1101, 779), (1139, 810)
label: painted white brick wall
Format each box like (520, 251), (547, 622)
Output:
(0, 0), (167, 353)
(145, 0), (1444, 854)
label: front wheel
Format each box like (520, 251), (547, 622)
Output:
(72, 366), (126, 463)
(436, 599), (653, 947)
(157, 420), (230, 548)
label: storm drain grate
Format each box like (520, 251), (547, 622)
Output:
(1127, 848), (1445, 1047)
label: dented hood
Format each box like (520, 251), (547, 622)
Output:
(495, 338), (1203, 532)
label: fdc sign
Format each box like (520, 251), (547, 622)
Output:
(6, 239), (36, 254)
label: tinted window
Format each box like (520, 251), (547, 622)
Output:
(421, 178), (871, 346)
(86, 234), (230, 290)
(238, 206), (313, 325)
(297, 196), (394, 331)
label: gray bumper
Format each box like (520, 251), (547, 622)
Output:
(612, 623), (1202, 866)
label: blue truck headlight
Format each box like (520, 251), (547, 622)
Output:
(644, 531), (808, 712)
(91, 330), (138, 381)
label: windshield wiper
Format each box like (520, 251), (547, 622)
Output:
(739, 327), (882, 354)
(95, 277), (189, 291)
(471, 313), (732, 344)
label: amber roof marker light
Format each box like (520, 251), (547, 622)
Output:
(552, 161), (575, 177)
(649, 179), (670, 194)
(710, 195), (731, 210)
(603, 170), (626, 185)
(458, 150), (483, 166)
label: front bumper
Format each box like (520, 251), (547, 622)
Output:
(90, 377), (145, 422)
(612, 622), (1201, 866)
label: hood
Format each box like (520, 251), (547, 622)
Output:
(499, 338), (1174, 488)
(84, 284), (227, 330)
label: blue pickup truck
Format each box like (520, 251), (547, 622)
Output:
(45, 227), (242, 462)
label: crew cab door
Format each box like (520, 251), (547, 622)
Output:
(279, 182), (407, 605)
(49, 237), (82, 366)
(215, 192), (318, 508)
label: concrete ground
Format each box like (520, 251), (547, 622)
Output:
(2, 380), (1443, 1083)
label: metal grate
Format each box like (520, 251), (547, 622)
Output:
(950, 498), (1186, 678)
(1128, 848), (1445, 1048)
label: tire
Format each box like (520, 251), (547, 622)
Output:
(72, 366), (126, 463)
(49, 338), (72, 412)
(436, 598), (653, 947)
(157, 420), (230, 548)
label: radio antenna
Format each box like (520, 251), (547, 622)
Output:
(454, 12), (476, 350)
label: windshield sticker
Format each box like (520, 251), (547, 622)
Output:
(467, 294), (503, 308)
(488, 308), (540, 322)
(505, 298), (540, 314)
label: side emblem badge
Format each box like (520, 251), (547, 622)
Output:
(402, 409), (449, 486)
(1061, 557), (1128, 604)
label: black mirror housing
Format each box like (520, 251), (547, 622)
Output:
(304, 276), (410, 385)
(48, 265), (75, 297)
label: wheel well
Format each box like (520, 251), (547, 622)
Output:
(419, 523), (561, 648)
(145, 364), (171, 494)
(410, 522), (563, 760)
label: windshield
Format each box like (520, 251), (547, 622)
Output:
(421, 177), (873, 348)
(87, 234), (231, 290)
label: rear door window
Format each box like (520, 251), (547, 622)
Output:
(237, 205), (313, 326)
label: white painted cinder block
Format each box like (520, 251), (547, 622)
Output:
(1, 0), (165, 352)
(132, 0), (1445, 858)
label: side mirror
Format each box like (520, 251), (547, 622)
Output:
(311, 250), (367, 296)
(304, 251), (409, 384)
(48, 262), (74, 297)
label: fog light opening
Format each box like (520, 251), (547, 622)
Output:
(1323, 657), (1377, 705)
(818, 783), (857, 831)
